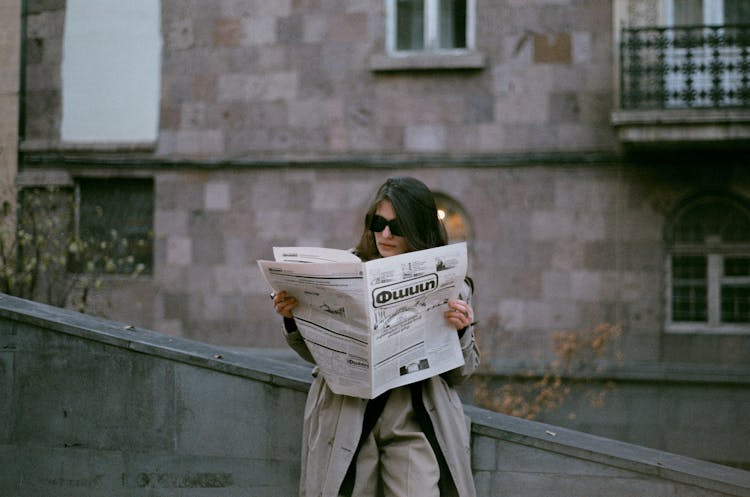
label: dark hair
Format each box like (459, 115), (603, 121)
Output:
(354, 177), (448, 261)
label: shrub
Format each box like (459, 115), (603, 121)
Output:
(0, 186), (145, 312)
(474, 322), (622, 420)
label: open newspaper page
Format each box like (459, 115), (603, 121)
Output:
(364, 242), (467, 398)
(257, 243), (467, 398)
(272, 246), (361, 263)
(258, 254), (371, 397)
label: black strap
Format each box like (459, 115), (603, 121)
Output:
(409, 382), (453, 496)
(339, 390), (392, 497)
(339, 383), (455, 496)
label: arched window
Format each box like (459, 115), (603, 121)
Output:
(666, 194), (750, 333)
(433, 193), (471, 243)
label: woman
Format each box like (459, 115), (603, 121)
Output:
(272, 177), (479, 497)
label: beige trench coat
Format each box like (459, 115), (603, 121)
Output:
(285, 281), (480, 497)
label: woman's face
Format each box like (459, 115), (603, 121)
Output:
(374, 200), (409, 258)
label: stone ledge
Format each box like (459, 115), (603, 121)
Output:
(20, 138), (157, 153)
(611, 108), (750, 146)
(19, 149), (621, 170)
(479, 359), (750, 385)
(368, 51), (486, 71)
(0, 293), (313, 392)
(466, 405), (750, 496)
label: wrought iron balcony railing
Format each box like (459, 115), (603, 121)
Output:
(620, 24), (750, 110)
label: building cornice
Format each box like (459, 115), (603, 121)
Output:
(19, 149), (624, 171)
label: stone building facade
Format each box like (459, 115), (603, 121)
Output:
(1, 0), (21, 219)
(13, 0), (750, 468)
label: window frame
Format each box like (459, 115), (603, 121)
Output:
(664, 0), (750, 26)
(72, 176), (155, 276)
(61, 0), (162, 145)
(433, 192), (472, 243)
(665, 195), (750, 335)
(385, 0), (476, 56)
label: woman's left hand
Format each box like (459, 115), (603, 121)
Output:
(445, 299), (473, 331)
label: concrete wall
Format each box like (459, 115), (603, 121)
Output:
(2, 293), (749, 497)
(466, 365), (750, 470)
(0, 293), (310, 497)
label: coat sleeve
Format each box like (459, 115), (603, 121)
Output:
(284, 248), (360, 368)
(283, 322), (317, 364)
(440, 278), (480, 386)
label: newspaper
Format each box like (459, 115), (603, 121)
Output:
(258, 242), (468, 399)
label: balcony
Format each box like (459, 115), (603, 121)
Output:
(611, 24), (750, 149)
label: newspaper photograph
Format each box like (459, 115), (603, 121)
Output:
(258, 242), (468, 399)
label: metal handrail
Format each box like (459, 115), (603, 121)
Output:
(620, 24), (750, 110)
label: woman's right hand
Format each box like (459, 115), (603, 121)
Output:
(272, 290), (298, 318)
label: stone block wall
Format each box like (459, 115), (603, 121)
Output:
(19, 0), (750, 367)
(78, 164), (747, 369)
(153, 0), (617, 157)
(21, 0), (64, 145)
(17, 0), (620, 156)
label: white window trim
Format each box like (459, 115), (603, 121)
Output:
(374, 0), (483, 71)
(385, 0), (476, 55)
(664, 0), (726, 26)
(665, 249), (750, 335)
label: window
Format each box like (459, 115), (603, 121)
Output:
(61, 0), (162, 142)
(725, 0), (750, 23)
(387, 0), (474, 54)
(663, 0), (750, 107)
(74, 178), (154, 275)
(433, 193), (471, 243)
(666, 194), (750, 333)
(666, 0), (750, 26)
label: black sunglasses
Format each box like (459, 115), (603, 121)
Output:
(369, 214), (403, 237)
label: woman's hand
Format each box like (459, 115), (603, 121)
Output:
(445, 299), (474, 331)
(272, 290), (298, 319)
